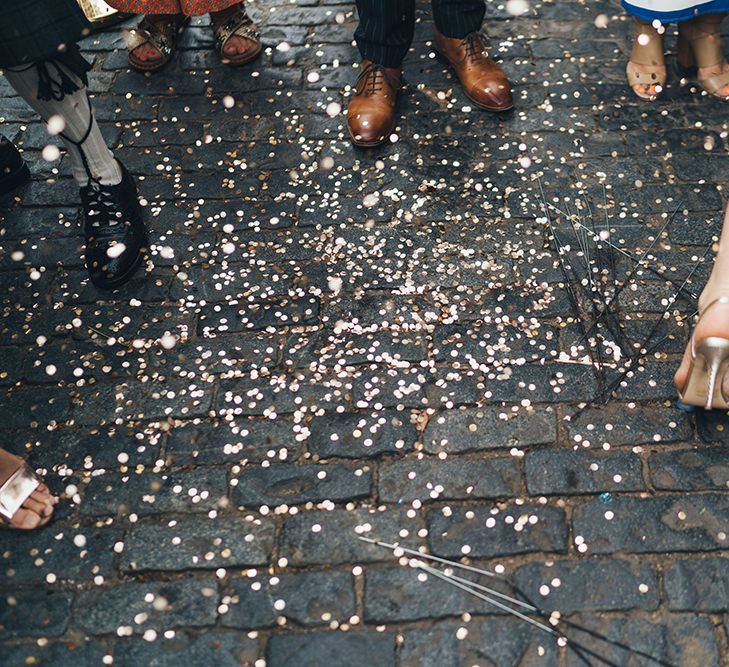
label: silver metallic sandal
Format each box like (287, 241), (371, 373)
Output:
(678, 295), (729, 410)
(0, 448), (53, 530)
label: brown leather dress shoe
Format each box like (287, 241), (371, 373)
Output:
(434, 30), (513, 112)
(347, 60), (402, 147)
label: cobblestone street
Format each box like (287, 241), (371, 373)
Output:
(3, 0), (729, 665)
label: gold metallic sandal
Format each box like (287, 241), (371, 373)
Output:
(626, 18), (667, 100)
(0, 448), (53, 530)
(678, 295), (729, 410)
(676, 13), (729, 100)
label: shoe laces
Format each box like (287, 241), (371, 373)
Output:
(85, 181), (124, 236)
(461, 32), (490, 63)
(359, 63), (388, 96)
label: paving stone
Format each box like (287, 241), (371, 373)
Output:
(567, 405), (694, 446)
(563, 614), (719, 667)
(266, 631), (396, 667)
(306, 410), (417, 458)
(363, 566), (515, 623)
(1, 642), (107, 667)
(665, 557), (729, 612)
(513, 558), (659, 613)
(572, 494), (729, 554)
(162, 418), (304, 466)
(427, 503), (569, 559)
(378, 456), (522, 503)
(81, 468), (229, 517)
(122, 515), (274, 573)
(650, 447), (729, 491)
(0, 526), (120, 585)
(74, 578), (218, 635)
(0, 590), (72, 640)
(423, 406), (556, 453)
(222, 570), (355, 629)
(113, 632), (260, 667)
(525, 448), (645, 495)
(232, 462), (371, 506)
(400, 618), (559, 667)
(280, 508), (425, 566)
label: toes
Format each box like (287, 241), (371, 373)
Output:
(10, 508), (42, 530)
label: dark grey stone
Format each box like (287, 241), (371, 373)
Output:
(378, 456), (522, 502)
(232, 462), (371, 506)
(525, 448), (644, 495)
(74, 578), (219, 635)
(665, 557), (729, 611)
(427, 503), (569, 559)
(222, 570), (355, 629)
(121, 515), (274, 573)
(572, 494), (729, 554)
(266, 631), (396, 667)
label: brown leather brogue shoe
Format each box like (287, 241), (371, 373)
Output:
(434, 30), (513, 112)
(347, 59), (402, 147)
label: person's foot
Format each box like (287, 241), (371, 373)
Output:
(0, 135), (30, 195)
(674, 288), (729, 398)
(676, 15), (729, 100)
(126, 14), (187, 72)
(0, 449), (57, 530)
(433, 29), (513, 111)
(211, 2), (262, 66)
(346, 60), (402, 147)
(626, 19), (666, 101)
(696, 61), (729, 99)
(80, 161), (148, 290)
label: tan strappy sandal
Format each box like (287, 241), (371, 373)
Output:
(678, 295), (729, 410)
(124, 14), (190, 73)
(0, 448), (55, 530)
(626, 18), (667, 101)
(211, 3), (262, 67)
(676, 13), (729, 101)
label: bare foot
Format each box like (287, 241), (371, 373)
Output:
(627, 61), (666, 98)
(210, 4), (259, 60)
(697, 60), (729, 98)
(8, 482), (57, 530)
(674, 289), (729, 395)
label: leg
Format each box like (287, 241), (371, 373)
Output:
(675, 203), (729, 397)
(354, 0), (415, 67)
(431, 0), (485, 39)
(626, 17), (667, 101)
(3, 64), (121, 187)
(677, 13), (729, 100)
(3, 62), (147, 288)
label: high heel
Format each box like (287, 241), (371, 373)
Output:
(626, 18), (667, 101)
(678, 296), (729, 410)
(676, 13), (729, 101)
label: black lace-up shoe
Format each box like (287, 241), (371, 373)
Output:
(80, 161), (148, 289)
(0, 135), (30, 195)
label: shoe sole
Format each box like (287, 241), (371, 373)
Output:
(434, 48), (514, 112)
(89, 236), (148, 290)
(0, 162), (30, 196)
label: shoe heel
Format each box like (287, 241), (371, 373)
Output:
(695, 337), (729, 410)
(0, 162), (30, 196)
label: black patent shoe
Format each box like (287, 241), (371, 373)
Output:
(0, 135), (30, 195)
(80, 161), (148, 289)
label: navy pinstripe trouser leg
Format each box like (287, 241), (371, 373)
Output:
(431, 0), (486, 39)
(354, 0), (486, 67)
(354, 0), (416, 68)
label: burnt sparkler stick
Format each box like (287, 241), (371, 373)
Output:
(357, 536), (499, 578)
(603, 243), (712, 402)
(360, 538), (675, 667)
(415, 562), (558, 636)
